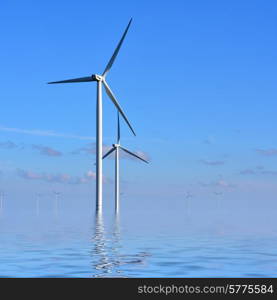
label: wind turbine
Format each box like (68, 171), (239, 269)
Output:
(48, 19), (135, 213)
(53, 191), (61, 216)
(35, 193), (42, 216)
(214, 191), (223, 210)
(184, 191), (193, 214)
(185, 191), (193, 199)
(103, 112), (148, 213)
(0, 190), (4, 214)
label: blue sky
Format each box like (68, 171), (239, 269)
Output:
(0, 0), (277, 211)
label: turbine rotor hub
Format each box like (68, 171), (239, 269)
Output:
(94, 74), (103, 81)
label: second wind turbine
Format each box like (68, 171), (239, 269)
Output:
(48, 19), (135, 213)
(103, 112), (148, 213)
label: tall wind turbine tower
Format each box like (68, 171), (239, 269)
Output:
(48, 19), (135, 213)
(103, 113), (148, 213)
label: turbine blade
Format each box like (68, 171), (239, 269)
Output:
(102, 79), (136, 136)
(102, 146), (116, 159)
(48, 76), (95, 84)
(120, 146), (149, 163)
(117, 111), (120, 144)
(102, 18), (132, 77)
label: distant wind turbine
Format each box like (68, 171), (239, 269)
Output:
(0, 190), (4, 213)
(214, 191), (223, 196)
(185, 191), (193, 199)
(48, 19), (135, 213)
(103, 113), (148, 213)
(184, 191), (193, 214)
(53, 191), (61, 216)
(213, 191), (223, 210)
(35, 193), (42, 216)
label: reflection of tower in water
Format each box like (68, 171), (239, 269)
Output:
(91, 213), (114, 277)
(91, 213), (151, 277)
(91, 213), (126, 277)
(110, 213), (124, 276)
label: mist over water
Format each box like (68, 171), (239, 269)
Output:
(0, 197), (276, 277)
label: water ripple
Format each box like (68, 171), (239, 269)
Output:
(0, 211), (277, 277)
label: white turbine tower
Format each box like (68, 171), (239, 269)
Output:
(103, 113), (148, 213)
(48, 19), (135, 213)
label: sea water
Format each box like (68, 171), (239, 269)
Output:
(0, 201), (276, 277)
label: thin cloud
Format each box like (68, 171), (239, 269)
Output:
(240, 169), (256, 175)
(199, 159), (225, 166)
(260, 170), (277, 176)
(256, 148), (277, 156)
(72, 143), (111, 155)
(17, 168), (97, 185)
(0, 125), (94, 141)
(199, 180), (236, 189)
(216, 180), (236, 188)
(239, 166), (277, 176)
(0, 141), (17, 149)
(32, 145), (62, 157)
(73, 143), (99, 155)
(86, 170), (96, 180)
(256, 165), (264, 170)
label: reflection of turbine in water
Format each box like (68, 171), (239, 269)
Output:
(109, 213), (125, 277)
(91, 213), (113, 277)
(91, 214), (150, 277)
(91, 213), (126, 277)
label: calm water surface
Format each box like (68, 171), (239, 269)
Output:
(0, 205), (276, 277)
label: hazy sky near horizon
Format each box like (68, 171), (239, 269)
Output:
(0, 0), (276, 211)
